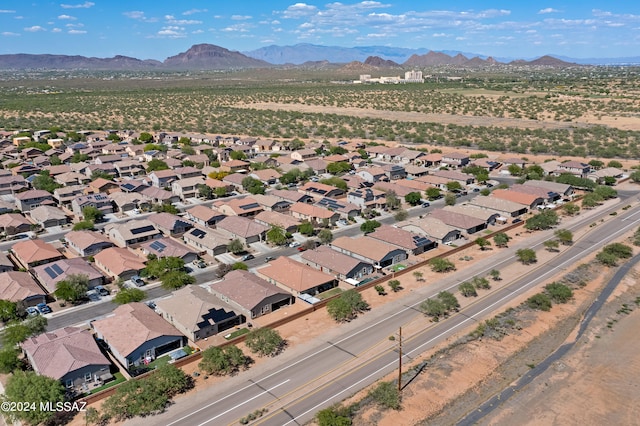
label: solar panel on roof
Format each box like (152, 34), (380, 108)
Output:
(412, 235), (432, 246)
(44, 266), (57, 279)
(191, 229), (206, 239)
(122, 183), (135, 191)
(130, 225), (156, 235)
(239, 203), (260, 210)
(149, 241), (166, 252)
(51, 264), (64, 275)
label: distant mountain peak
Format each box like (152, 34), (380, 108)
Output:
(163, 43), (270, 69)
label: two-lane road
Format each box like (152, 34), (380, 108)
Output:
(125, 196), (640, 426)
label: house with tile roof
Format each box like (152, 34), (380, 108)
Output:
(213, 196), (264, 217)
(14, 189), (54, 212)
(171, 176), (205, 201)
(257, 257), (337, 297)
(209, 270), (294, 320)
(490, 189), (544, 210)
(254, 210), (301, 233)
(155, 286), (244, 341)
(64, 230), (115, 257)
(11, 239), (63, 269)
(33, 258), (105, 293)
(429, 209), (488, 234)
(300, 245), (374, 281)
(139, 237), (198, 263)
(330, 236), (408, 268)
(185, 205), (226, 228)
(0, 271), (46, 306)
(183, 227), (233, 257)
(398, 217), (461, 245)
(290, 202), (339, 226)
(298, 181), (345, 200)
(367, 225), (436, 255)
(104, 219), (162, 247)
(0, 213), (33, 236)
(21, 327), (111, 390)
(28, 205), (69, 228)
(469, 196), (529, 218)
(216, 216), (269, 245)
(94, 247), (146, 279)
(71, 193), (114, 219)
(92, 302), (186, 370)
(147, 213), (193, 237)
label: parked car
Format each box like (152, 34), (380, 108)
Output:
(241, 254), (255, 261)
(421, 202), (430, 208)
(86, 291), (100, 302)
(289, 241), (301, 248)
(26, 307), (39, 317)
(512, 218), (523, 224)
(131, 275), (145, 287)
(194, 259), (207, 269)
(297, 246), (307, 252)
(264, 256), (275, 262)
(145, 301), (156, 310)
(36, 303), (52, 314)
(95, 285), (110, 296)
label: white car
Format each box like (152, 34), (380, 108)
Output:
(289, 241), (301, 248)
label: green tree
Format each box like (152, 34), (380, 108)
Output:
(602, 242), (633, 259)
(596, 251), (619, 266)
(437, 291), (460, 311)
(489, 269), (501, 281)
(385, 190), (401, 210)
(32, 172), (62, 193)
(197, 184), (214, 200)
(593, 185), (617, 200)
(232, 262), (248, 271)
(360, 220), (381, 234)
(444, 192), (456, 206)
(147, 159), (169, 172)
(320, 177), (347, 191)
(388, 280), (401, 292)
(472, 276), (491, 290)
(429, 257), (456, 273)
(459, 281), (478, 297)
(0, 348), (20, 373)
(82, 205), (104, 222)
(526, 293), (552, 311)
(91, 170), (113, 181)
(421, 298), (447, 320)
(3, 317), (47, 347)
(139, 132), (154, 142)
(198, 345), (248, 376)
(374, 285), (386, 295)
(493, 232), (510, 248)
(369, 381), (401, 410)
(152, 203), (179, 214)
(507, 164), (523, 176)
(113, 288), (145, 304)
(326, 289), (369, 322)
(544, 239), (560, 252)
(554, 229), (573, 245)
(2, 371), (65, 425)
(545, 282), (573, 303)
(446, 181), (462, 192)
(298, 221), (315, 236)
(146, 256), (185, 278)
(0, 300), (18, 322)
(154, 363), (191, 397)
(630, 170), (640, 183)
(516, 248), (537, 265)
(244, 327), (285, 357)
(318, 229), (333, 245)
(230, 150), (247, 160)
(404, 192), (422, 206)
(317, 405), (352, 426)
(241, 176), (266, 195)
(475, 237), (491, 251)
(227, 239), (245, 254)
(161, 271), (195, 290)
(266, 225), (288, 246)
(413, 271), (424, 282)
(562, 203), (580, 216)
(54, 273), (89, 303)
(588, 159), (604, 169)
(607, 160), (623, 168)
(327, 162), (352, 175)
(425, 187), (441, 200)
(72, 220), (94, 231)
(582, 192), (603, 208)
(524, 210), (559, 231)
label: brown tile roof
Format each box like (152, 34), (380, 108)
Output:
(491, 189), (542, 206)
(210, 270), (289, 311)
(368, 225), (430, 250)
(94, 247), (146, 277)
(429, 209), (486, 231)
(0, 213), (32, 228)
(147, 213), (193, 232)
(217, 216), (268, 238)
(15, 189), (52, 200)
(21, 327), (109, 381)
(257, 257), (334, 293)
(64, 230), (113, 251)
(186, 205), (223, 222)
(0, 271), (44, 302)
(331, 236), (402, 263)
(33, 258), (105, 293)
(254, 210), (301, 230)
(91, 303), (183, 358)
(300, 245), (370, 276)
(11, 239), (61, 265)
(140, 237), (196, 259)
(290, 202), (337, 219)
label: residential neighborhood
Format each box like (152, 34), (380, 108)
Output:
(0, 127), (626, 412)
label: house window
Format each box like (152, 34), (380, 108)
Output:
(66, 379), (73, 388)
(85, 372), (92, 382)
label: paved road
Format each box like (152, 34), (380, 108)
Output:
(124, 194), (640, 426)
(456, 251), (640, 425)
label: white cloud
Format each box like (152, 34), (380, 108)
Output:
(58, 14), (76, 20)
(0, 10), (16, 13)
(192, 29), (204, 34)
(1, 31), (19, 36)
(165, 15), (202, 25)
(68, 29), (86, 34)
(231, 15), (252, 21)
(538, 8), (559, 14)
(432, 32), (448, 37)
(155, 26), (187, 38)
(283, 3), (318, 19)
(60, 1), (94, 9)
(52, 28), (62, 33)
(123, 11), (157, 22)
(221, 23), (251, 33)
(24, 26), (46, 32)
(182, 8), (207, 16)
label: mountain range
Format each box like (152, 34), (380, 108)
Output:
(0, 43), (637, 71)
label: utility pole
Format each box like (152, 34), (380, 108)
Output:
(398, 326), (402, 393)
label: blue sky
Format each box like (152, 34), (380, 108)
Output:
(1, 1), (638, 60)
